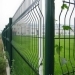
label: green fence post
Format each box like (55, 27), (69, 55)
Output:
(45, 0), (55, 75)
(2, 28), (5, 49)
(9, 18), (12, 67)
(5, 26), (8, 51)
(4, 28), (6, 51)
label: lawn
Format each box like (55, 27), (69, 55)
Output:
(55, 38), (75, 75)
(11, 35), (75, 75)
(12, 48), (37, 75)
(12, 35), (39, 68)
(12, 35), (39, 75)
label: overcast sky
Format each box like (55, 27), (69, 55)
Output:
(0, 0), (75, 32)
(0, 0), (23, 31)
(55, 0), (75, 25)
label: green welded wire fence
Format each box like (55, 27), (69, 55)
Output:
(54, 0), (75, 75)
(12, 0), (44, 75)
(2, 0), (48, 75)
(2, 0), (75, 75)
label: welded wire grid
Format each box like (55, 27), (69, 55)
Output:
(55, 0), (75, 75)
(12, 0), (45, 75)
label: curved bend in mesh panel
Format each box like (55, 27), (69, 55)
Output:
(12, 0), (45, 75)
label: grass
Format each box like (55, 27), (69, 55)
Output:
(12, 36), (39, 75)
(11, 35), (75, 75)
(12, 48), (37, 75)
(12, 36), (39, 69)
(55, 38), (75, 75)
(0, 39), (6, 75)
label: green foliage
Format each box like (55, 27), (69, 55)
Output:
(0, 57), (6, 74)
(55, 25), (73, 55)
(0, 39), (6, 75)
(55, 24), (72, 65)
(55, 45), (63, 54)
(61, 4), (69, 10)
(0, 52), (4, 58)
(5, 51), (10, 61)
(11, 59), (16, 75)
(62, 25), (73, 31)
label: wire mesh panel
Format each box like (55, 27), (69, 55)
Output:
(12, 0), (45, 75)
(2, 0), (75, 74)
(55, 0), (75, 75)
(12, 0), (36, 23)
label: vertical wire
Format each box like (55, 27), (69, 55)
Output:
(63, 1), (70, 74)
(73, 2), (75, 74)
(29, 12), (34, 65)
(35, 6), (41, 60)
(59, 9), (64, 75)
(28, 12), (32, 64)
(22, 14), (30, 62)
(29, 9), (35, 68)
(35, 6), (40, 70)
(34, 9), (38, 69)
(31, 7), (37, 68)
(73, 18), (75, 60)
(25, 12), (32, 63)
(27, 13), (32, 61)
(69, 3), (75, 74)
(38, 4), (44, 60)
(32, 6), (39, 68)
(73, 16), (75, 75)
(64, 1), (70, 59)
(73, 0), (75, 60)
(37, 1), (43, 75)
(37, 5), (42, 60)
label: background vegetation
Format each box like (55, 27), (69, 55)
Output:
(0, 39), (6, 75)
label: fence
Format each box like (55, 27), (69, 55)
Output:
(2, 0), (75, 75)
(54, 0), (75, 75)
(2, 0), (54, 75)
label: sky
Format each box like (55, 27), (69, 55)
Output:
(0, 0), (75, 32)
(0, 0), (23, 31)
(55, 0), (75, 25)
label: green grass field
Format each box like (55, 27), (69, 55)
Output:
(12, 36), (39, 75)
(12, 35), (75, 75)
(55, 38), (75, 75)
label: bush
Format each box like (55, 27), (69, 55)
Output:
(0, 57), (6, 74)
(5, 51), (10, 61)
(0, 39), (6, 75)
(0, 52), (4, 57)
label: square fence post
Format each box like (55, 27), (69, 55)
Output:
(5, 26), (8, 51)
(2, 28), (6, 49)
(8, 18), (12, 67)
(45, 0), (55, 75)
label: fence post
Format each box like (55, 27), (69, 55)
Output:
(45, 0), (55, 75)
(2, 28), (5, 49)
(9, 18), (12, 67)
(5, 26), (8, 51)
(4, 27), (7, 51)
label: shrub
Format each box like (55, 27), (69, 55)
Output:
(0, 57), (6, 74)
